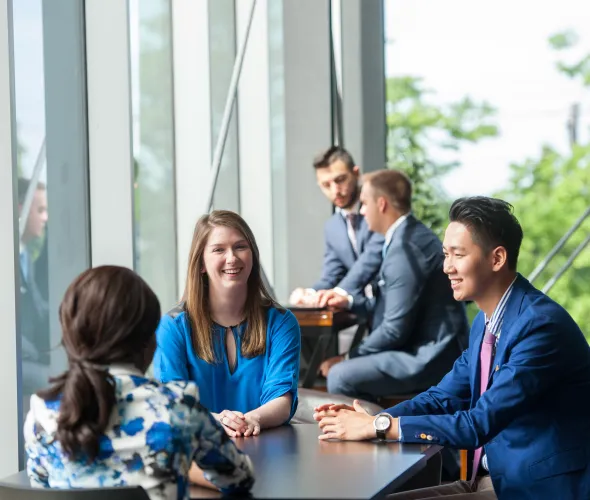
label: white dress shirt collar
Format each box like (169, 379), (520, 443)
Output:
(336, 200), (361, 218)
(384, 212), (410, 249)
(483, 275), (518, 338)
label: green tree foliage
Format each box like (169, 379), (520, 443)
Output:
(385, 33), (590, 340)
(549, 30), (590, 86)
(385, 76), (498, 237)
(496, 31), (590, 340)
(497, 145), (590, 340)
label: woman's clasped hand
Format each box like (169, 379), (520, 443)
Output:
(216, 410), (261, 437)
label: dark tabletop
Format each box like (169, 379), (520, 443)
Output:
(191, 424), (441, 499)
(0, 425), (440, 500)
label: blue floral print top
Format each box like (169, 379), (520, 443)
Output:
(23, 365), (254, 499)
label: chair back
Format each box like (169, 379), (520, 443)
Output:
(0, 476), (150, 500)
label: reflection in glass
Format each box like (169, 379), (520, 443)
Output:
(12, 3), (91, 472)
(17, 175), (50, 408)
(12, 0), (52, 416)
(129, 0), (177, 311)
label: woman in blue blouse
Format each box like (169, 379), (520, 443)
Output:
(24, 265), (254, 499)
(154, 210), (301, 437)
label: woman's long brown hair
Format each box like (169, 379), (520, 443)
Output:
(37, 266), (160, 462)
(182, 210), (281, 363)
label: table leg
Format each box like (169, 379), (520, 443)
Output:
(349, 323), (367, 351)
(300, 336), (315, 369)
(300, 332), (332, 389)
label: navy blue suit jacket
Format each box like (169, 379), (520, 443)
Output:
(388, 275), (590, 499)
(348, 215), (468, 388)
(312, 212), (383, 296)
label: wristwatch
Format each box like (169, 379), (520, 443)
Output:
(373, 413), (392, 441)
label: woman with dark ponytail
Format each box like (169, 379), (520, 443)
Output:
(24, 265), (254, 499)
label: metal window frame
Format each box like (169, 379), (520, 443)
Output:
(273, 0), (333, 301)
(85, 0), (135, 268)
(0, 0), (21, 477)
(339, 0), (386, 171)
(236, 0), (275, 285)
(171, 0), (213, 298)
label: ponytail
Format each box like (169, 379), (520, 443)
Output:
(35, 265), (161, 463)
(38, 360), (116, 462)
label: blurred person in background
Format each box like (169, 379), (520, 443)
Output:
(316, 169), (468, 401)
(18, 177), (50, 404)
(289, 146), (383, 309)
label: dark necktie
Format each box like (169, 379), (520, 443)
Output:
(346, 213), (358, 255)
(471, 325), (495, 484)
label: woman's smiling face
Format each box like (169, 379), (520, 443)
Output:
(202, 226), (253, 291)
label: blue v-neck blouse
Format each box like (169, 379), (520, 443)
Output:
(153, 306), (300, 420)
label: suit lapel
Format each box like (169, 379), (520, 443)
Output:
(487, 274), (529, 386)
(333, 213), (357, 264)
(469, 275), (530, 404)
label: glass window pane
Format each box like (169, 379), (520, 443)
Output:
(384, 0), (590, 338)
(12, 0), (51, 420)
(12, 0), (90, 467)
(129, 0), (177, 311)
(209, 0), (240, 212)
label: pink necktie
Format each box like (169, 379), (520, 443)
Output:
(471, 326), (495, 484)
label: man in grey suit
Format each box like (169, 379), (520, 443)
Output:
(318, 169), (469, 401)
(18, 178), (51, 413)
(290, 146), (383, 305)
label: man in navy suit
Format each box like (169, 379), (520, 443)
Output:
(289, 146), (383, 306)
(317, 169), (468, 398)
(314, 196), (590, 499)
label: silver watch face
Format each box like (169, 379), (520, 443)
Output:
(374, 414), (390, 431)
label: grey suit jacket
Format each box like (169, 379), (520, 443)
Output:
(312, 211), (383, 296)
(349, 215), (469, 387)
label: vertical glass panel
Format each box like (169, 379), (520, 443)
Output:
(209, 0), (240, 212)
(129, 0), (177, 311)
(385, 0), (590, 337)
(12, 0), (50, 423)
(268, 0), (289, 302)
(12, 0), (90, 465)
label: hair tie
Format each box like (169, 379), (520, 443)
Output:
(71, 358), (109, 371)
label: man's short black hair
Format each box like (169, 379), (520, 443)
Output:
(313, 145), (355, 171)
(449, 196), (524, 270)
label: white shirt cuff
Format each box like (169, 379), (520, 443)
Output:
(333, 287), (354, 309)
(398, 417), (403, 440)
